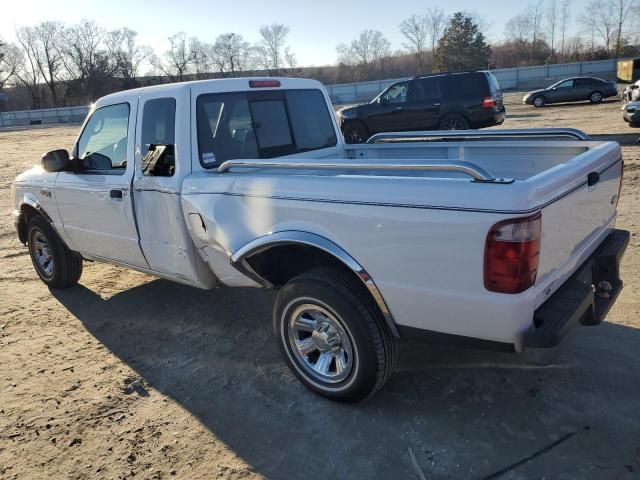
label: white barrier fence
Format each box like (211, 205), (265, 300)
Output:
(0, 105), (89, 128)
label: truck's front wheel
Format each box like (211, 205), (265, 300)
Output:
(274, 268), (396, 402)
(27, 215), (83, 288)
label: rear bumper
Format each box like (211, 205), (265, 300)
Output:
(523, 229), (629, 349)
(473, 108), (505, 128)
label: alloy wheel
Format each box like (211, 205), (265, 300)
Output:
(287, 303), (354, 383)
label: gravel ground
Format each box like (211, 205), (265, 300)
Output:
(1, 94), (639, 480)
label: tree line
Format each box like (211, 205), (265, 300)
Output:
(0, 21), (297, 109)
(1, 2), (639, 110)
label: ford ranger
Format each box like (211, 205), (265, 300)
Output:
(11, 78), (628, 402)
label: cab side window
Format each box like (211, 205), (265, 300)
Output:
(381, 82), (409, 104)
(140, 98), (176, 177)
(556, 79), (574, 89)
(77, 103), (130, 174)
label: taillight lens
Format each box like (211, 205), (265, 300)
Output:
(484, 212), (542, 294)
(482, 96), (495, 108)
(616, 159), (624, 208)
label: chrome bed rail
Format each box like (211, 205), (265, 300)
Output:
(217, 158), (511, 183)
(366, 128), (591, 143)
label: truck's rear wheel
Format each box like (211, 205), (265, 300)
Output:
(27, 215), (82, 288)
(274, 268), (396, 402)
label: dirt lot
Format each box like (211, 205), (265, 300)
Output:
(1, 95), (640, 480)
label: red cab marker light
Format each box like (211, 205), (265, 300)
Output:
(249, 80), (281, 88)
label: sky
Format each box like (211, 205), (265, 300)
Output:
(1, 0), (585, 68)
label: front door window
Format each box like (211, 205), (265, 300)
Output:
(77, 103), (130, 173)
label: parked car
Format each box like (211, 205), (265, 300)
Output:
(623, 100), (640, 126)
(523, 77), (618, 107)
(337, 71), (505, 143)
(12, 78), (628, 402)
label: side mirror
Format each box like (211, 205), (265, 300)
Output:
(42, 149), (69, 172)
(379, 96), (389, 105)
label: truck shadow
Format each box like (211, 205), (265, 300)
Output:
(51, 281), (640, 480)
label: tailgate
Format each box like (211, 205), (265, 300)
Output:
(534, 150), (623, 309)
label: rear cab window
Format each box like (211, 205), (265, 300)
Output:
(196, 89), (337, 168)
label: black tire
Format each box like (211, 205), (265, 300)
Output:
(27, 215), (82, 288)
(532, 95), (546, 108)
(342, 121), (369, 144)
(274, 268), (396, 402)
(438, 114), (469, 130)
(589, 91), (603, 104)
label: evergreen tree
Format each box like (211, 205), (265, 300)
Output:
(433, 13), (491, 71)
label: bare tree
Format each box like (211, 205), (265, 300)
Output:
(611, 0), (635, 57)
(582, 1), (615, 56)
(61, 19), (117, 98)
(547, 0), (559, 59)
(14, 23), (64, 106)
(528, 1), (546, 60)
(338, 30), (391, 79)
(189, 37), (211, 79)
(0, 41), (22, 90)
(154, 32), (195, 82)
(212, 33), (251, 77)
(258, 24), (290, 75)
(559, 0), (572, 58)
(505, 14), (533, 43)
(399, 14), (428, 70)
(284, 47), (297, 74)
(425, 7), (446, 53)
(15, 26), (44, 108)
(105, 28), (151, 84)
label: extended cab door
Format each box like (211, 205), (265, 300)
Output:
(131, 89), (203, 283)
(54, 101), (149, 268)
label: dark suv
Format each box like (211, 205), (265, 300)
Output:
(337, 71), (505, 143)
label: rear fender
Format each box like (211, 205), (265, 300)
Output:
(230, 231), (400, 337)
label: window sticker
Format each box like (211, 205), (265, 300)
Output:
(201, 152), (216, 165)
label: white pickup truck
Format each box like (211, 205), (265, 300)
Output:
(12, 78), (629, 402)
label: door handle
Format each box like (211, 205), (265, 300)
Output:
(110, 189), (123, 199)
(433, 103), (441, 106)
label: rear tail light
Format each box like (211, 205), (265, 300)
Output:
(616, 159), (624, 208)
(484, 212), (542, 294)
(249, 80), (281, 88)
(482, 96), (496, 108)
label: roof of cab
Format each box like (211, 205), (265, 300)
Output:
(95, 77), (325, 107)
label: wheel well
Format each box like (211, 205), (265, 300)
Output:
(246, 244), (358, 288)
(17, 204), (41, 244)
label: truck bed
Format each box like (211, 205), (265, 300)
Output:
(182, 138), (623, 348)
